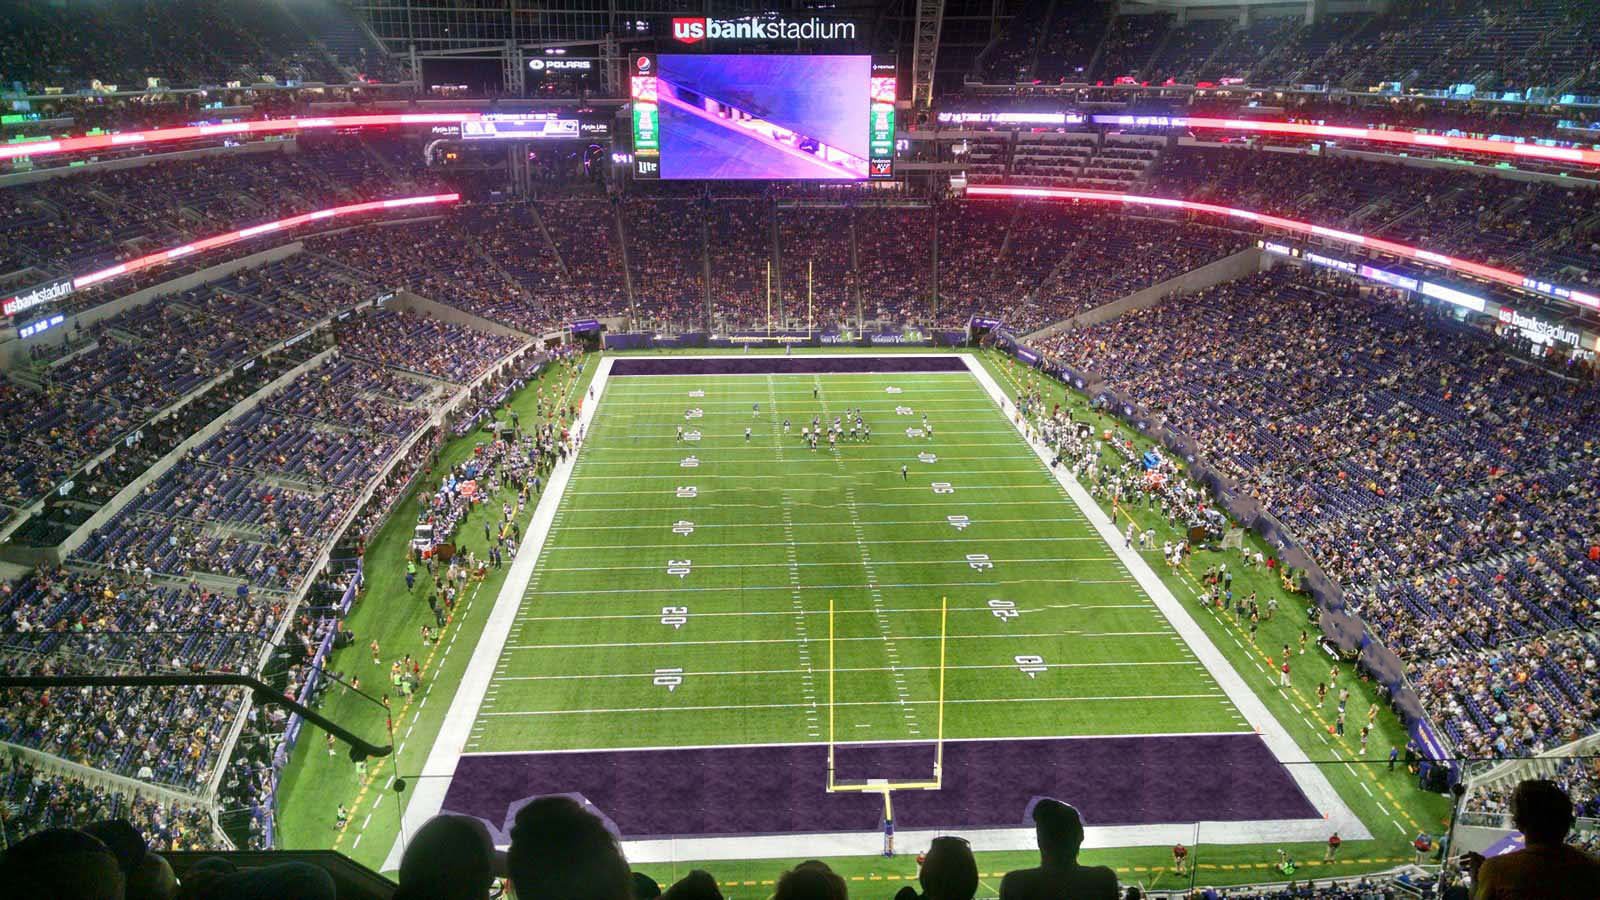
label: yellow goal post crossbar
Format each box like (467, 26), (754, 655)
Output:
(826, 595), (947, 795)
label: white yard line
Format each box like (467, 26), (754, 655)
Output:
(531, 556), (1115, 573)
(547, 516), (1086, 530)
(506, 631), (1173, 650)
(553, 484), (1066, 497)
(960, 354), (1370, 841)
(478, 693), (1229, 718)
(543, 536), (1104, 551)
(459, 730), (1256, 756)
(511, 603), (1152, 622)
(494, 659), (1202, 680)
(559, 499), (1092, 512)
(570, 469), (1045, 479)
(379, 355), (615, 872)
(509, 577), (1135, 597)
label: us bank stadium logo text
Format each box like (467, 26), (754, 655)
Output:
(670, 16), (857, 44)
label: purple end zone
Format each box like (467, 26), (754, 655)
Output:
(441, 734), (1319, 843)
(609, 356), (971, 377)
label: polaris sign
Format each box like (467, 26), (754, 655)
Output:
(670, 16), (856, 44)
(529, 59), (594, 71)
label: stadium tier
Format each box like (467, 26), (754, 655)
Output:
(4, 3), (1600, 898)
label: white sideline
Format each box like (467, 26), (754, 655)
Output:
(959, 354), (1369, 842)
(384, 352), (1367, 872)
(380, 355), (616, 872)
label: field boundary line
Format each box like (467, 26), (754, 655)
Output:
(962, 354), (1371, 842)
(457, 730), (1257, 756)
(380, 355), (617, 871)
(479, 692), (1229, 717)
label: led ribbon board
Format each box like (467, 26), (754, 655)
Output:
(0, 114), (486, 163)
(964, 185), (1600, 312)
(1090, 115), (1600, 168)
(4, 193), (460, 315)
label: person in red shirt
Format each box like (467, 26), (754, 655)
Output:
(1172, 842), (1188, 874)
(1324, 832), (1342, 861)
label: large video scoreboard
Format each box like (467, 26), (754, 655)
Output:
(630, 53), (895, 181)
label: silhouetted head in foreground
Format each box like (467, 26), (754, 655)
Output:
(508, 796), (632, 900)
(0, 828), (124, 900)
(397, 814), (499, 900)
(1511, 778), (1575, 845)
(1033, 799), (1086, 866)
(774, 860), (849, 900)
(920, 836), (979, 900)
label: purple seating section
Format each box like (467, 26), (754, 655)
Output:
(1037, 269), (1600, 757)
(0, 255), (389, 510)
(0, 750), (216, 850)
(0, 136), (444, 286)
(72, 310), (512, 591)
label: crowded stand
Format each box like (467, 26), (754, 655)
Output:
(1138, 147), (1600, 285)
(0, 0), (391, 92)
(0, 254), (386, 513)
(977, 0), (1600, 95)
(3, 307), (518, 802)
(706, 197), (772, 326)
(333, 309), (523, 385)
(1034, 266), (1600, 758)
(624, 196), (709, 329)
(778, 204), (857, 327)
(9, 2), (1600, 893)
(306, 220), (556, 336)
(0, 136), (443, 289)
(0, 750), (217, 852)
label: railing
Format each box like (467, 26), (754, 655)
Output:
(257, 565), (364, 848)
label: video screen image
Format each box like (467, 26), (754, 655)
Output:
(657, 54), (871, 180)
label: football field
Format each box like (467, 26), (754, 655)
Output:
(392, 353), (1358, 865)
(473, 366), (1245, 750)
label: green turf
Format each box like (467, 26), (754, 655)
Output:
(273, 353), (598, 860)
(277, 349), (1450, 890)
(474, 368), (1245, 754)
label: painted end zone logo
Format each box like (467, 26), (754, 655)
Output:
(671, 16), (857, 44)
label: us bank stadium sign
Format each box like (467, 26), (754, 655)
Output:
(3, 277), (75, 317)
(670, 16), (857, 44)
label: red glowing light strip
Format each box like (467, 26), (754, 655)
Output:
(69, 193), (460, 291)
(964, 185), (1600, 310)
(1182, 117), (1600, 167)
(0, 113), (484, 162)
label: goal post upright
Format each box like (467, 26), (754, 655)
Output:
(825, 594), (948, 794)
(827, 594), (836, 791)
(934, 594), (947, 787)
